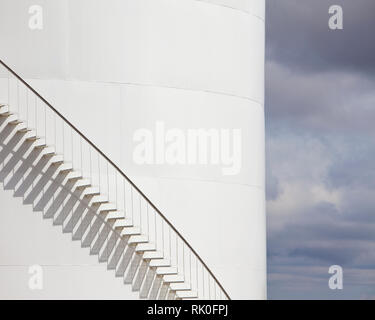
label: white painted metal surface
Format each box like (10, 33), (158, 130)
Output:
(0, 0), (265, 299)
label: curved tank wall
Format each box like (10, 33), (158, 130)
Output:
(0, 0), (265, 299)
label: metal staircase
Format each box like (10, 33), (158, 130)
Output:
(0, 59), (230, 300)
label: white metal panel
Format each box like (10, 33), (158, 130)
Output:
(27, 79), (264, 188)
(0, 0), (264, 104)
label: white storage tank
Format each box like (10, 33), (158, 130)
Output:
(0, 0), (265, 299)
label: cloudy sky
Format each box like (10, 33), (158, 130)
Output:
(266, 0), (375, 299)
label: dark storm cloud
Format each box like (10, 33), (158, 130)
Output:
(266, 0), (375, 299)
(326, 141), (375, 190)
(265, 60), (375, 134)
(267, 0), (375, 75)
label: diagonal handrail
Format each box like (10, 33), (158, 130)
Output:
(0, 58), (231, 300)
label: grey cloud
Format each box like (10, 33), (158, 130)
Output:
(289, 247), (357, 265)
(266, 0), (375, 300)
(268, 200), (375, 298)
(266, 0), (375, 75)
(266, 61), (375, 135)
(326, 142), (375, 190)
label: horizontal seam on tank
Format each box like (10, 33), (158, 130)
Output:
(136, 175), (264, 190)
(117, 81), (265, 106)
(194, 0), (265, 21)
(26, 76), (264, 106)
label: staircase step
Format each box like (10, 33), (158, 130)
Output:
(40, 148), (55, 158)
(99, 203), (117, 212)
(120, 226), (141, 236)
(135, 243), (156, 252)
(58, 163), (73, 172)
(40, 146), (55, 155)
(50, 155), (64, 164)
(0, 111), (12, 117)
(163, 275), (185, 283)
(15, 123), (28, 132)
(128, 235), (149, 244)
(149, 259), (171, 267)
(16, 123), (34, 135)
(66, 171), (83, 181)
(90, 195), (109, 205)
(0, 104), (10, 114)
(34, 140), (47, 149)
(113, 218), (133, 228)
(156, 267), (178, 275)
(105, 211), (125, 220)
(170, 283), (192, 291)
(81, 186), (100, 195)
(143, 251), (165, 260)
(75, 180), (92, 189)
(9, 119), (23, 125)
(176, 291), (198, 299)
(4, 114), (17, 122)
(18, 128), (31, 134)
(8, 115), (22, 125)
(25, 133), (39, 141)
